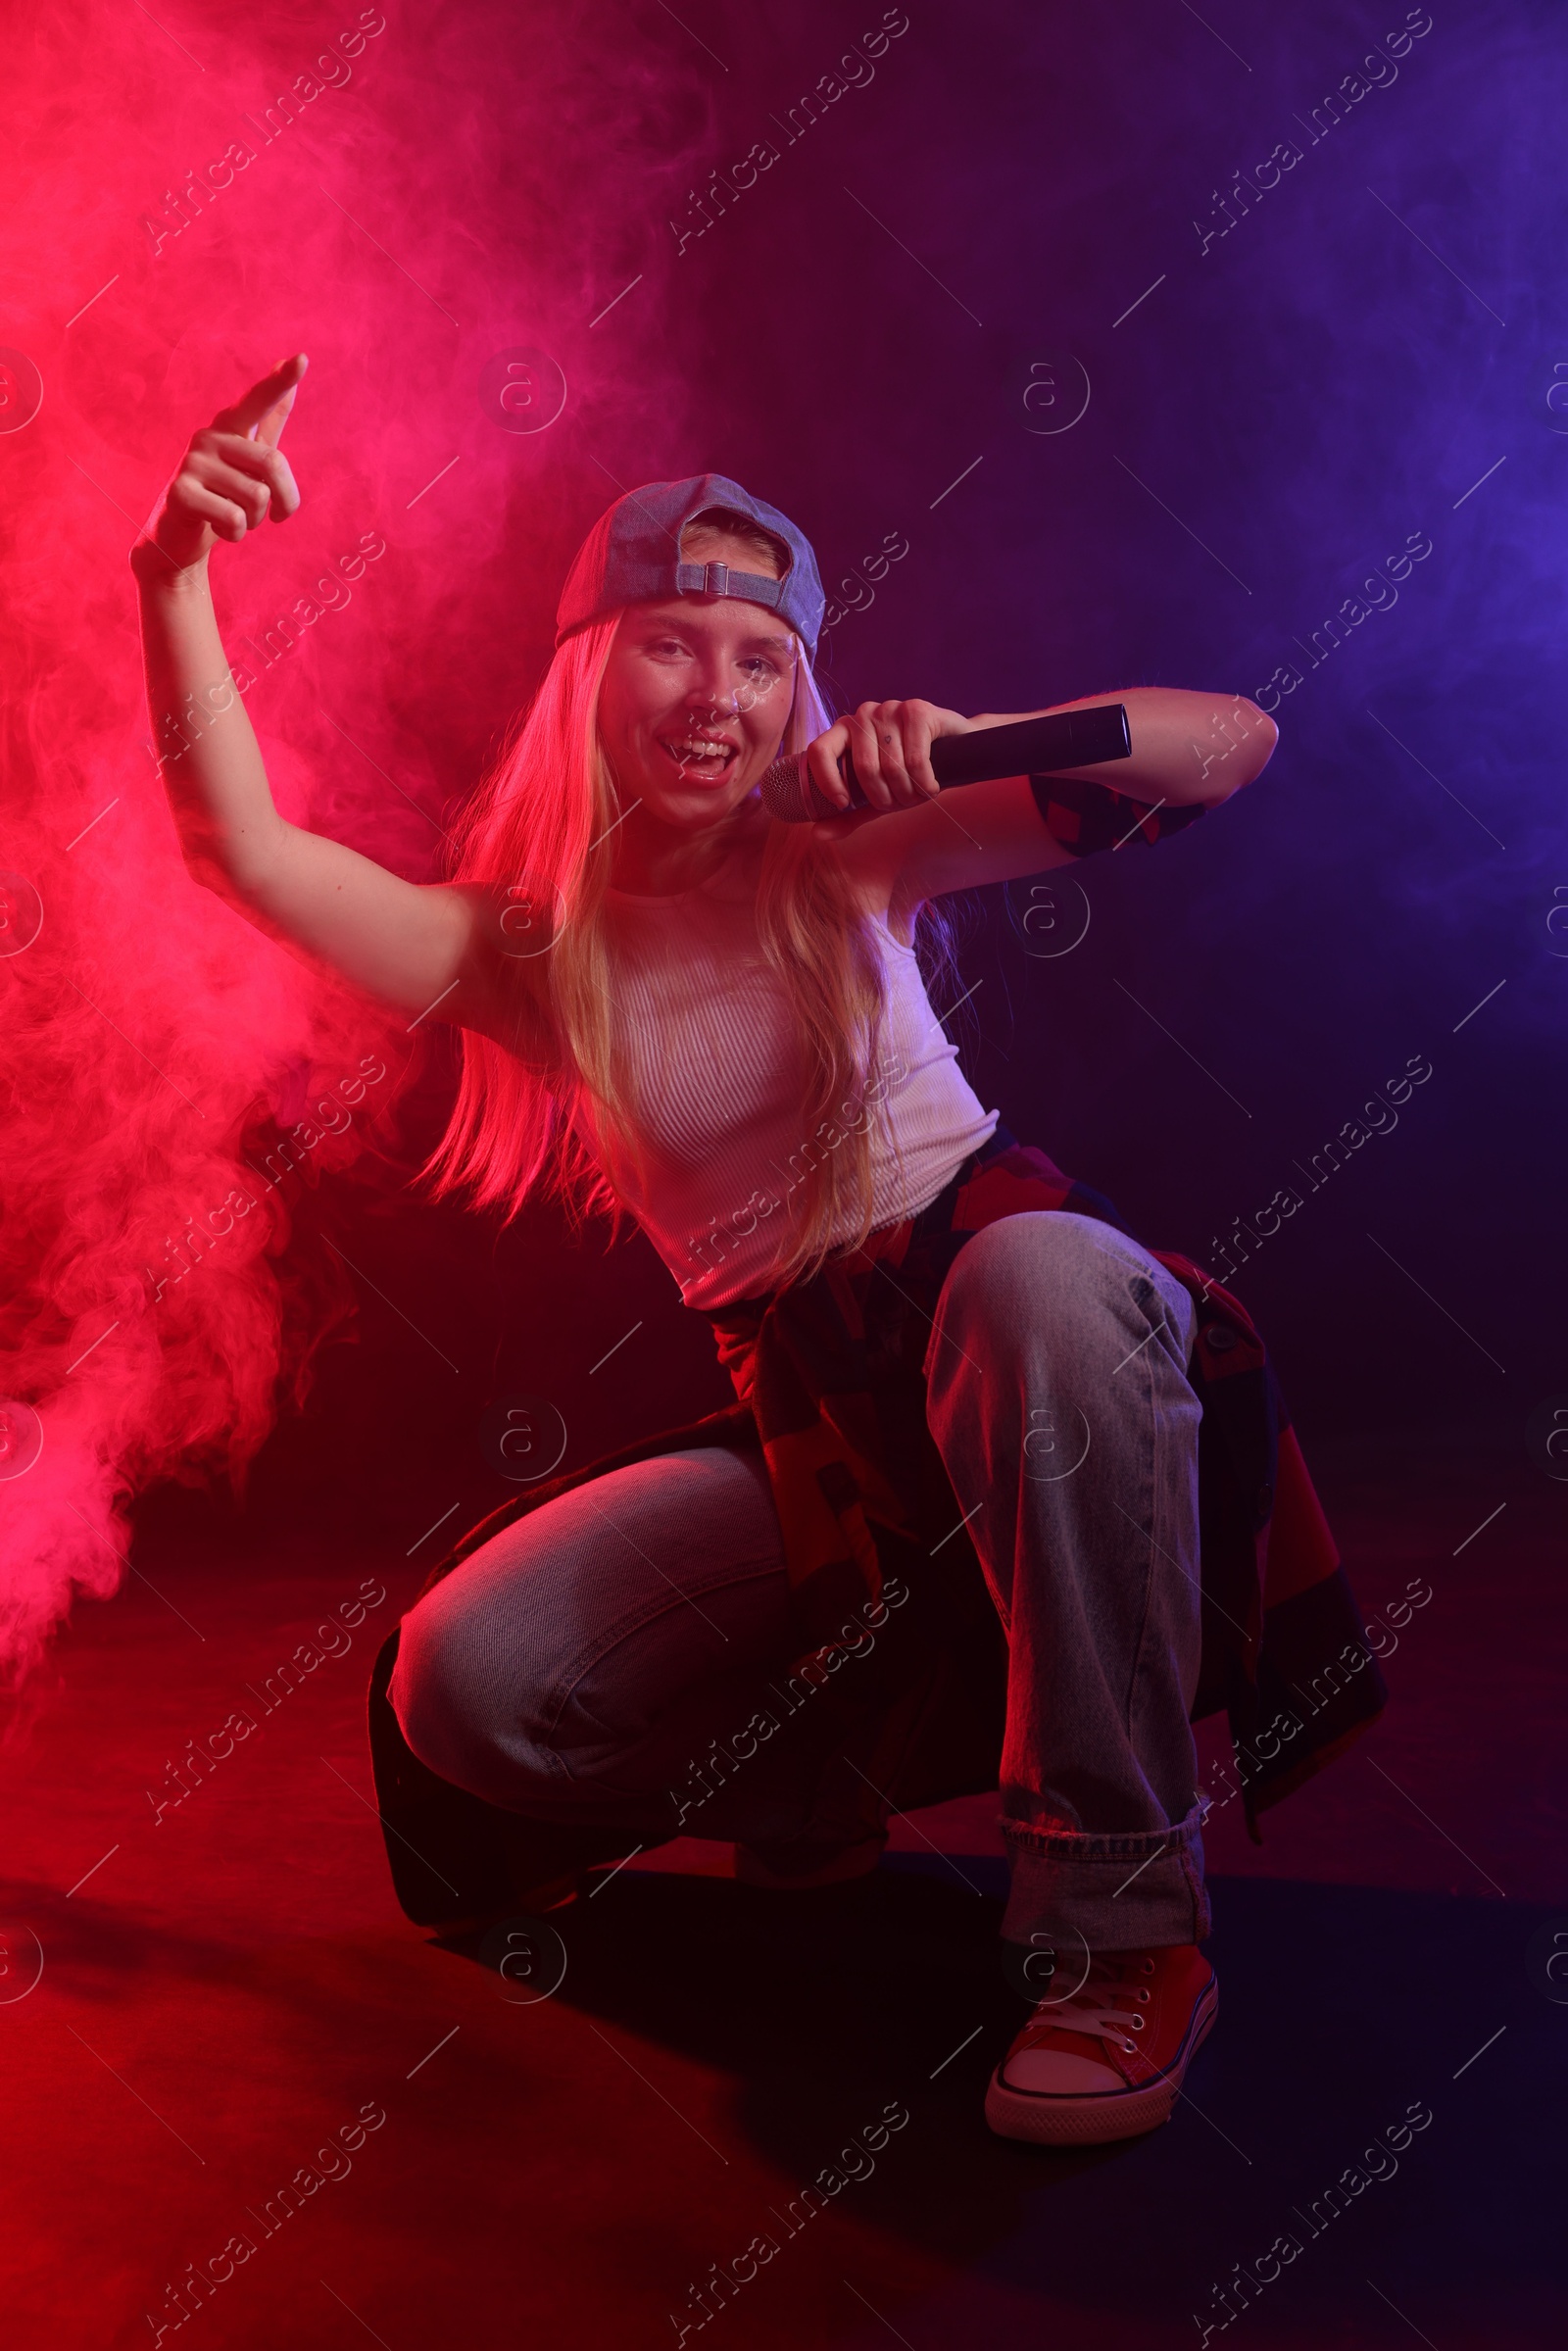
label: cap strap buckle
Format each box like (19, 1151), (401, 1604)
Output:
(673, 560), (783, 607)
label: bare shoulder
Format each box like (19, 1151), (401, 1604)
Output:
(804, 811), (912, 926)
(809, 774), (1077, 927)
(441, 880), (565, 1067)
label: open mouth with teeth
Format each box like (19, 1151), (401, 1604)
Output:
(659, 734), (741, 782)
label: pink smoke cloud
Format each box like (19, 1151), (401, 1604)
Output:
(0, 0), (710, 1681)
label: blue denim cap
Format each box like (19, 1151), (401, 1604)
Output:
(555, 472), (825, 657)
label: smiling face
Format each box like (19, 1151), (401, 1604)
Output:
(596, 528), (800, 837)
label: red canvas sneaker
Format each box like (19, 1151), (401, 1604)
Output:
(985, 1943), (1218, 2146)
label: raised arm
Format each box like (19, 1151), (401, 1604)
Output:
(808, 685), (1279, 918)
(135, 357), (521, 1038)
(967, 685), (1278, 808)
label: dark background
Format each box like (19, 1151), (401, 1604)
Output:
(221, 0), (1566, 1556)
(4, 9), (1563, 2345)
(6, 2), (1557, 1556)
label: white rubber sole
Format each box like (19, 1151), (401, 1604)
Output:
(984, 1977), (1219, 2146)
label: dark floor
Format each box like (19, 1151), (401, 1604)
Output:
(5, 1427), (1563, 2349)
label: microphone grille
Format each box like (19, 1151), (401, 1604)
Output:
(760, 755), (814, 823)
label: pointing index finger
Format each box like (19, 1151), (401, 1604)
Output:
(213, 353), (309, 445)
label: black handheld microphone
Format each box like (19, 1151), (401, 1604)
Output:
(760, 703), (1132, 823)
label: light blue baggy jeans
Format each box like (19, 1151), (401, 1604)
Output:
(390, 1211), (1210, 1951)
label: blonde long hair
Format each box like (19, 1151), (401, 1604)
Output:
(424, 526), (954, 1291)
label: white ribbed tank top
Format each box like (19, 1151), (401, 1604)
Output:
(570, 845), (999, 1308)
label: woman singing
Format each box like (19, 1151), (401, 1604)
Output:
(136, 354), (1288, 2148)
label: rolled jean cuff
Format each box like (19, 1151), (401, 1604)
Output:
(999, 1802), (1211, 1951)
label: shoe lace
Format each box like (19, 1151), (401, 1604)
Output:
(1034, 1951), (1155, 2056)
